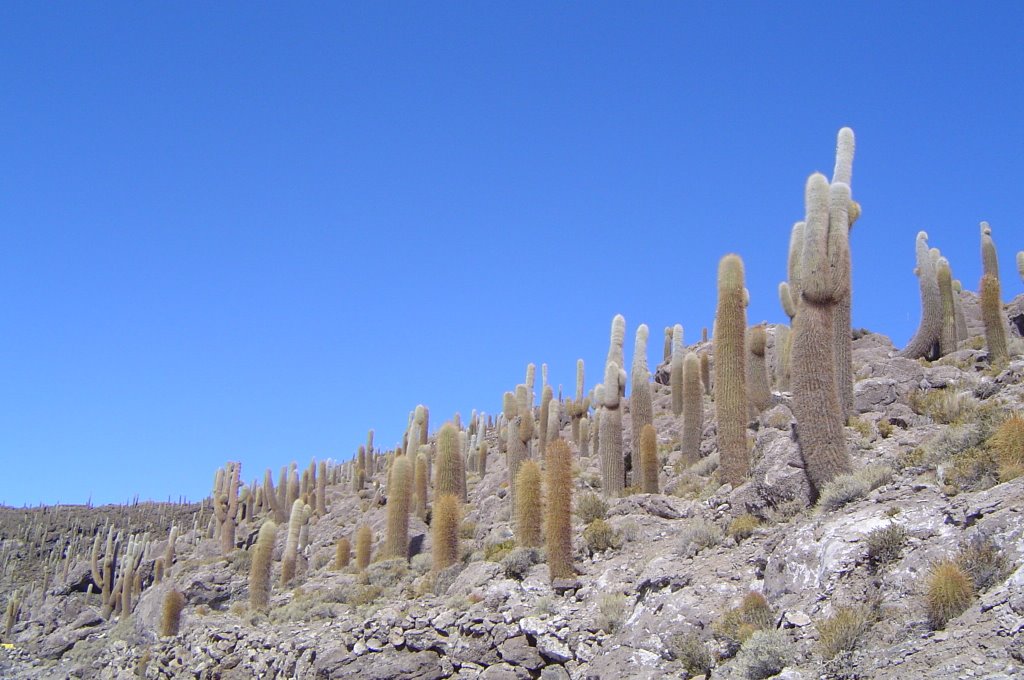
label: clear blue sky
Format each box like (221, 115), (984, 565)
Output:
(2, 3), (1022, 506)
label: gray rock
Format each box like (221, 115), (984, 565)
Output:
(750, 427), (811, 509)
(499, 635), (544, 670)
(315, 649), (445, 680)
(854, 377), (898, 413)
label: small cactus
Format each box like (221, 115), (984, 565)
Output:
(545, 439), (574, 581)
(715, 254), (749, 487)
(159, 589), (186, 637)
(334, 536), (351, 570)
(355, 525), (372, 571)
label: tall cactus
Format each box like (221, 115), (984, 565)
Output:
(432, 494), (460, 572)
(952, 279), (969, 343)
(831, 127), (857, 420)
(630, 324), (653, 487)
(539, 385), (553, 458)
(700, 352), (711, 396)
(1017, 251), (1024, 282)
(606, 314), (626, 374)
(980, 222), (999, 278)
(546, 398), (560, 447)
(937, 256), (959, 356)
(663, 327), (672, 363)
(774, 324), (792, 392)
(413, 452), (429, 519)
(670, 334), (684, 416)
(980, 223), (1009, 368)
(545, 439), (574, 581)
(599, 361), (626, 497)
(681, 352), (703, 467)
(715, 254), (749, 487)
(213, 462), (241, 556)
(746, 324), (772, 415)
(514, 460), (542, 548)
(791, 173), (853, 495)
(249, 520), (277, 611)
(639, 424), (658, 494)
(435, 423), (464, 500)
(385, 456), (412, 560)
(280, 499), (310, 586)
(355, 525), (372, 571)
(901, 231), (941, 359)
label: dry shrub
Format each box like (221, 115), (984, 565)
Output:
(816, 605), (875, 659)
(925, 559), (975, 629)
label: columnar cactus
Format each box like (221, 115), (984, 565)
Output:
(663, 327), (672, 363)
(90, 526), (117, 618)
(249, 520), (277, 611)
(546, 398), (560, 447)
(901, 231), (941, 359)
(606, 314), (626, 374)
(952, 279), (969, 342)
(413, 452), (429, 519)
(746, 324), (772, 414)
(774, 324), (792, 392)
(316, 460), (328, 517)
(385, 456), (412, 560)
(159, 589), (185, 637)
(280, 499), (310, 586)
(791, 173), (853, 496)
(715, 254), (749, 487)
(981, 274), (1008, 367)
(639, 424), (658, 494)
(1017, 251), (1024, 282)
(477, 440), (488, 477)
(670, 338), (684, 416)
(514, 460), (542, 548)
(980, 222), (999, 278)
(355, 525), (372, 571)
(213, 462), (241, 556)
(700, 352), (711, 396)
(432, 494), (460, 572)
(579, 417), (590, 457)
(630, 324), (653, 486)
(831, 127), (857, 420)
(681, 352), (703, 467)
(539, 385), (553, 458)
(545, 438), (574, 582)
(937, 256), (959, 356)
(599, 361), (626, 497)
(569, 359), (587, 443)
(334, 536), (351, 570)
(435, 423), (464, 500)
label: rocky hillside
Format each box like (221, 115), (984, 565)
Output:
(1, 288), (1023, 680)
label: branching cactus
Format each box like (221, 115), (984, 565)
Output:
(715, 254), (749, 487)
(213, 462), (241, 556)
(514, 460), (542, 548)
(250, 520), (277, 611)
(791, 173), (853, 496)
(681, 352), (703, 467)
(901, 231), (941, 359)
(937, 256), (959, 356)
(639, 424), (658, 494)
(599, 361), (626, 497)
(746, 324), (772, 415)
(630, 324), (653, 486)
(545, 439), (574, 581)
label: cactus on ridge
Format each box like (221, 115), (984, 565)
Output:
(630, 324), (653, 487)
(545, 439), (575, 581)
(249, 520), (277, 611)
(715, 254), (749, 487)
(901, 231), (942, 359)
(681, 352), (703, 467)
(514, 460), (542, 548)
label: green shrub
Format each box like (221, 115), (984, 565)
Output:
(575, 492), (608, 524)
(816, 604), (875, 659)
(596, 593), (628, 633)
(956, 535), (1011, 592)
(944, 447), (1000, 491)
(714, 591), (775, 651)
(864, 523), (908, 569)
(583, 519), (621, 554)
(678, 518), (723, 556)
(502, 547), (539, 581)
(925, 559), (975, 629)
(670, 629), (714, 676)
(817, 474), (870, 511)
(484, 539), (516, 563)
(736, 630), (789, 679)
(727, 514), (760, 542)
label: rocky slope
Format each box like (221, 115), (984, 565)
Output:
(1, 294), (1023, 680)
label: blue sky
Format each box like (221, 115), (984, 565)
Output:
(2, 3), (1022, 506)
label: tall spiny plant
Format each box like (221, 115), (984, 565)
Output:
(213, 462), (241, 556)
(435, 423), (464, 500)
(599, 360), (626, 497)
(980, 222), (1009, 367)
(639, 424), (658, 494)
(355, 525), (372, 571)
(715, 254), (749, 487)
(670, 324), (684, 416)
(746, 324), (772, 415)
(545, 439), (574, 581)
(901, 231), (941, 360)
(936, 256), (959, 357)
(681, 352), (703, 467)
(385, 456), (412, 560)
(630, 324), (653, 487)
(280, 499), (310, 586)
(539, 384), (553, 458)
(831, 127), (857, 419)
(249, 520), (277, 612)
(514, 460), (543, 548)
(791, 172), (853, 496)
(432, 494), (460, 572)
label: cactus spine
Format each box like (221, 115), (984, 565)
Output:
(249, 520), (277, 611)
(630, 324), (653, 487)
(746, 324), (772, 414)
(514, 460), (543, 548)
(901, 231), (941, 359)
(681, 352), (703, 467)
(715, 254), (749, 487)
(432, 494), (460, 572)
(545, 439), (574, 581)
(791, 172), (853, 496)
(639, 424), (658, 494)
(385, 456), (412, 560)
